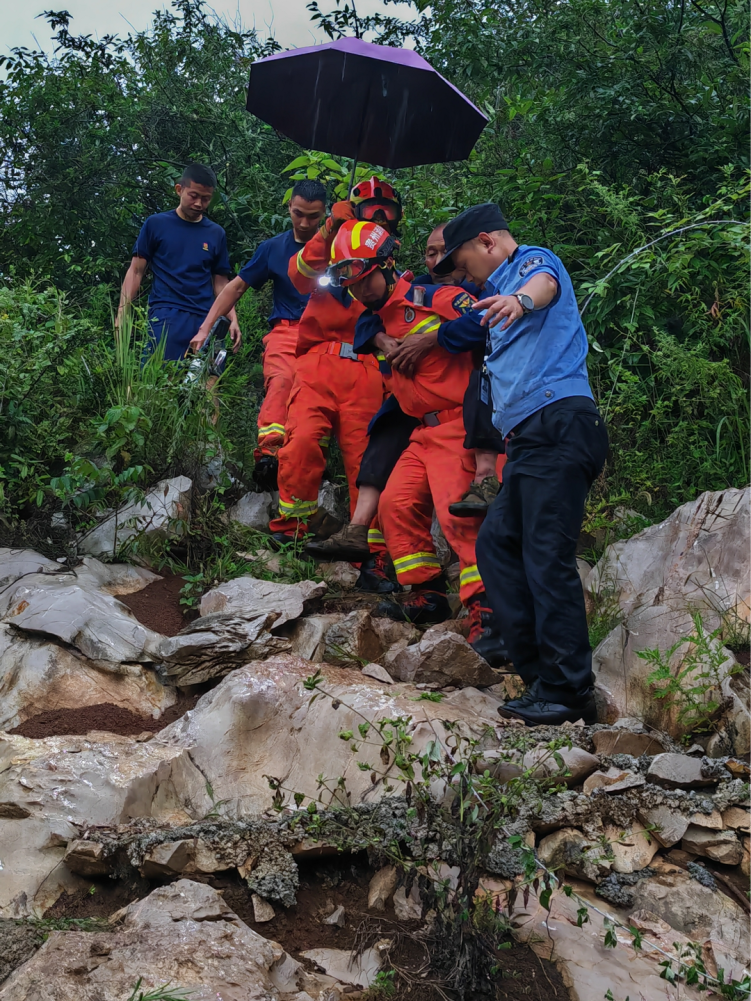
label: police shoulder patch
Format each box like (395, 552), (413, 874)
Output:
(519, 254), (545, 278)
(451, 292), (474, 315)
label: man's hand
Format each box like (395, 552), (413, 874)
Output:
(189, 326), (210, 354)
(373, 330), (400, 358)
(228, 317), (242, 352)
(389, 331), (438, 377)
(473, 294), (524, 330)
(322, 200), (356, 238)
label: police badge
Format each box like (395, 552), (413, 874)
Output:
(404, 307), (416, 322)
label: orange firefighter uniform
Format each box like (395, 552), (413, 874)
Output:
(267, 224), (386, 538)
(354, 278), (486, 604)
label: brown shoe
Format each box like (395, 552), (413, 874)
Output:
(305, 523), (370, 561)
(448, 475), (501, 517)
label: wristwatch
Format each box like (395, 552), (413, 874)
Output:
(514, 293), (534, 313)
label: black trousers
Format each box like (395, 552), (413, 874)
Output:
(357, 408), (420, 490)
(463, 369), (506, 452)
(476, 396), (608, 702)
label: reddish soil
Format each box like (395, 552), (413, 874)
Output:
(117, 573), (188, 637)
(42, 857), (566, 1001)
(732, 647), (750, 667)
(10, 692), (201, 739)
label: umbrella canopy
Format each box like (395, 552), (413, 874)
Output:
(247, 37), (488, 169)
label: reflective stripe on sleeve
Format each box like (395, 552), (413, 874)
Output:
(295, 248), (319, 279)
(407, 314), (441, 338)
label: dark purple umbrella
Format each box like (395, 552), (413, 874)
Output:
(247, 37), (488, 170)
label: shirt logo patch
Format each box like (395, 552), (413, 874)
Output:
(519, 255), (544, 277)
(451, 292), (474, 315)
(404, 306), (416, 322)
(202, 242), (209, 252)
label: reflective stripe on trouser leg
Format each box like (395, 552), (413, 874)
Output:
(392, 551), (442, 583)
(367, 527), (387, 555)
(460, 564), (483, 591)
(258, 423), (285, 440)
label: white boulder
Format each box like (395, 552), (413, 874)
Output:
(199, 575), (327, 630)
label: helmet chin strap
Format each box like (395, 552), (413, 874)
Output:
(370, 263), (397, 311)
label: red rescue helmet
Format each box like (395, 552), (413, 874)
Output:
(349, 176), (402, 226)
(326, 219), (399, 287)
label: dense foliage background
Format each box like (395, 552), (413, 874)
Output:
(0, 0), (747, 557)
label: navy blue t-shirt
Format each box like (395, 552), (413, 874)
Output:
(238, 229), (309, 325)
(132, 210), (232, 316)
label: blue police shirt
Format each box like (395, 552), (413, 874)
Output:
(132, 210), (232, 316)
(437, 245), (593, 436)
(238, 230), (310, 326)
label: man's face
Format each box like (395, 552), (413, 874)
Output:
(289, 196), (326, 242)
(349, 267), (388, 306)
(424, 225), (464, 284)
(175, 181), (214, 221)
(450, 235), (497, 285)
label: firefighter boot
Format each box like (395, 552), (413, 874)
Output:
(375, 576), (451, 624)
(357, 553), (403, 594)
(466, 593), (510, 667)
(253, 455), (279, 492)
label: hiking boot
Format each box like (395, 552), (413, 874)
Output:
(253, 455), (279, 492)
(376, 578), (451, 624)
(466, 594), (511, 667)
(448, 476), (501, 517)
(307, 508), (343, 541)
(357, 552), (402, 594)
(497, 692), (598, 727)
(305, 523), (370, 562)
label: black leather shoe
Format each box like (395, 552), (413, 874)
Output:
(253, 455), (279, 491)
(376, 587), (451, 624)
(497, 693), (598, 727)
(357, 553), (402, 594)
(500, 680), (541, 713)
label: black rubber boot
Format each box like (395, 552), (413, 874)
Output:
(375, 576), (451, 624)
(357, 553), (402, 594)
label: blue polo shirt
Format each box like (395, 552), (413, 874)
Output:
(437, 245), (593, 436)
(238, 229), (310, 325)
(133, 210), (232, 316)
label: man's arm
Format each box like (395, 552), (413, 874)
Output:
(474, 272), (559, 330)
(288, 201), (356, 293)
(117, 256), (148, 327)
(212, 274), (242, 350)
(190, 275), (248, 353)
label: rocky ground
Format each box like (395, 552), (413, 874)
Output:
(0, 486), (748, 1001)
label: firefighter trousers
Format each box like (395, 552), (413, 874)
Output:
(378, 416), (485, 604)
(269, 349), (385, 536)
(256, 320), (300, 457)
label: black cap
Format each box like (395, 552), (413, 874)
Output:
(433, 202), (508, 276)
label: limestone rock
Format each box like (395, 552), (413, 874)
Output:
(319, 562), (360, 589)
(318, 479), (349, 522)
(157, 611), (290, 685)
(1, 572), (165, 663)
(301, 946), (384, 988)
(370, 617), (421, 650)
(393, 884), (423, 921)
(682, 825), (743, 864)
(742, 837), (750, 876)
(537, 828), (611, 882)
(285, 613), (345, 661)
(0, 549), (60, 590)
(228, 490), (276, 530)
(442, 687), (504, 722)
(604, 824), (660, 873)
(368, 865), (398, 911)
(722, 806), (751, 831)
(583, 767), (645, 795)
(383, 628), (497, 688)
(591, 729), (666, 756)
(637, 805), (690, 847)
(0, 623), (175, 733)
(74, 557), (161, 596)
(524, 746), (600, 785)
(199, 575), (326, 630)
(138, 838), (229, 879)
(323, 904), (346, 927)
(588, 487), (749, 736)
(646, 753), (718, 789)
(721, 667), (750, 756)
(630, 869), (748, 962)
(62, 840), (110, 877)
(362, 663), (393, 684)
(0, 732), (210, 917)
(252, 893), (276, 922)
(688, 808), (723, 829)
(324, 609), (383, 666)
(77, 475), (192, 558)
(0, 879), (279, 1001)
